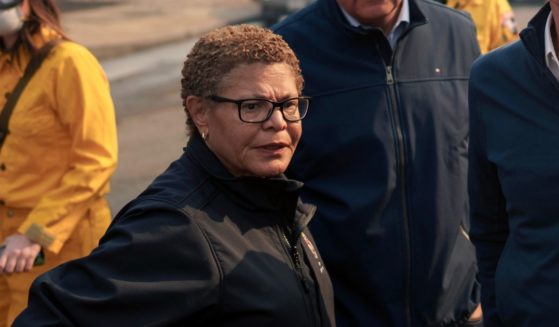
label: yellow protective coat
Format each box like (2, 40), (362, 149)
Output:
(447, 0), (518, 53)
(0, 28), (117, 326)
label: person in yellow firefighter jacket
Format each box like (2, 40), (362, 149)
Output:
(444, 0), (519, 53)
(0, 0), (117, 325)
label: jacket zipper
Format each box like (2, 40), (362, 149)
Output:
(280, 228), (318, 326)
(386, 64), (412, 327)
(281, 230), (310, 292)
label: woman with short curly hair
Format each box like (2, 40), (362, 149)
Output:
(181, 24), (304, 137)
(14, 24), (335, 327)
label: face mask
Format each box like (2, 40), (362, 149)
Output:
(0, 5), (24, 36)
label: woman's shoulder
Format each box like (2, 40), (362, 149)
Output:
(107, 195), (218, 263)
(40, 39), (103, 74)
(54, 40), (91, 55)
(136, 153), (218, 208)
(33, 26), (96, 61)
(51, 41), (98, 61)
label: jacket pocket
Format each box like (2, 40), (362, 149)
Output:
(438, 224), (480, 322)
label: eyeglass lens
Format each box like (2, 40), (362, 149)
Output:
(239, 98), (308, 122)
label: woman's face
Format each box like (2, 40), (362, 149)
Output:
(199, 62), (302, 178)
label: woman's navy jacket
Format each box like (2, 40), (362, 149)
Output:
(274, 0), (481, 325)
(469, 3), (559, 327)
(14, 136), (335, 326)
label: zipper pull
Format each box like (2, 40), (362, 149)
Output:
(386, 66), (395, 85)
(291, 246), (310, 293)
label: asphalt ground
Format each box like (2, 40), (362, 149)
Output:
(58, 0), (261, 60)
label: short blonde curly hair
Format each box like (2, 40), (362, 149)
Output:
(181, 24), (304, 136)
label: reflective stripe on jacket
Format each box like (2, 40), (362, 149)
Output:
(0, 27), (117, 253)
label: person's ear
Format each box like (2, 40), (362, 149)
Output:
(186, 95), (209, 131)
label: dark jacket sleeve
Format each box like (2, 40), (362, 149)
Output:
(13, 206), (221, 327)
(468, 67), (508, 327)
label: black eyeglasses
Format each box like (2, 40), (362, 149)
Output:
(209, 95), (310, 123)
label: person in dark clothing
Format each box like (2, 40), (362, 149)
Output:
(12, 24), (335, 327)
(469, 2), (559, 326)
(273, 0), (482, 326)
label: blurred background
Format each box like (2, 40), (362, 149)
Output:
(55, 0), (543, 214)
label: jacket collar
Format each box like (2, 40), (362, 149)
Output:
(520, 2), (551, 66)
(318, 0), (427, 37)
(185, 135), (314, 222)
(339, 0), (410, 31)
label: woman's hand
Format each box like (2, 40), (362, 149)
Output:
(0, 234), (42, 274)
